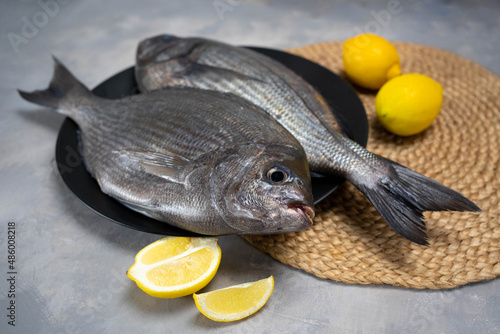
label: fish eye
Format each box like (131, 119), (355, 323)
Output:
(265, 166), (288, 184)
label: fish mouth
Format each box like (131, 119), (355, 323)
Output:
(287, 202), (315, 223)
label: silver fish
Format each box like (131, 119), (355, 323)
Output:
(135, 34), (481, 245)
(19, 58), (315, 235)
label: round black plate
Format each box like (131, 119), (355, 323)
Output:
(55, 47), (368, 236)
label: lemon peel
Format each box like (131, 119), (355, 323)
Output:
(193, 276), (274, 322)
(375, 73), (443, 136)
(343, 33), (401, 90)
(127, 237), (221, 298)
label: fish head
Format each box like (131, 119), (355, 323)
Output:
(211, 143), (315, 234)
(136, 34), (208, 90)
(137, 34), (177, 66)
(136, 34), (206, 66)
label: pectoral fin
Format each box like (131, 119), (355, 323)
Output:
(118, 148), (192, 184)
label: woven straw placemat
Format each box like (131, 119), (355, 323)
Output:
(243, 41), (500, 289)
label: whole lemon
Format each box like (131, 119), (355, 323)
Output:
(343, 34), (401, 90)
(375, 73), (443, 136)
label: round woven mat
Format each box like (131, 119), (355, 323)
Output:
(243, 41), (500, 289)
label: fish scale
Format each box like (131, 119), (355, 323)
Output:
(95, 98), (238, 157)
(19, 58), (316, 236)
(200, 46), (341, 129)
(138, 39), (348, 175)
(135, 34), (481, 245)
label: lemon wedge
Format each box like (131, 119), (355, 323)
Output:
(193, 276), (274, 322)
(127, 237), (221, 298)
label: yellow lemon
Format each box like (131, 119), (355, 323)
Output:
(127, 237), (221, 298)
(343, 33), (401, 90)
(193, 276), (274, 322)
(375, 73), (443, 136)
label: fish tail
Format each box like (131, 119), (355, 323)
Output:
(351, 156), (481, 246)
(18, 56), (94, 116)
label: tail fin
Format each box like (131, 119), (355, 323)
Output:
(354, 157), (481, 245)
(18, 56), (93, 115)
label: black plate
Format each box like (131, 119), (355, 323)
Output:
(55, 47), (368, 236)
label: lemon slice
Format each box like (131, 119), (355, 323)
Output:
(127, 237), (221, 298)
(193, 276), (274, 322)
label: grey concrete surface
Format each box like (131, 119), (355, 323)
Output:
(1, 1), (499, 333)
